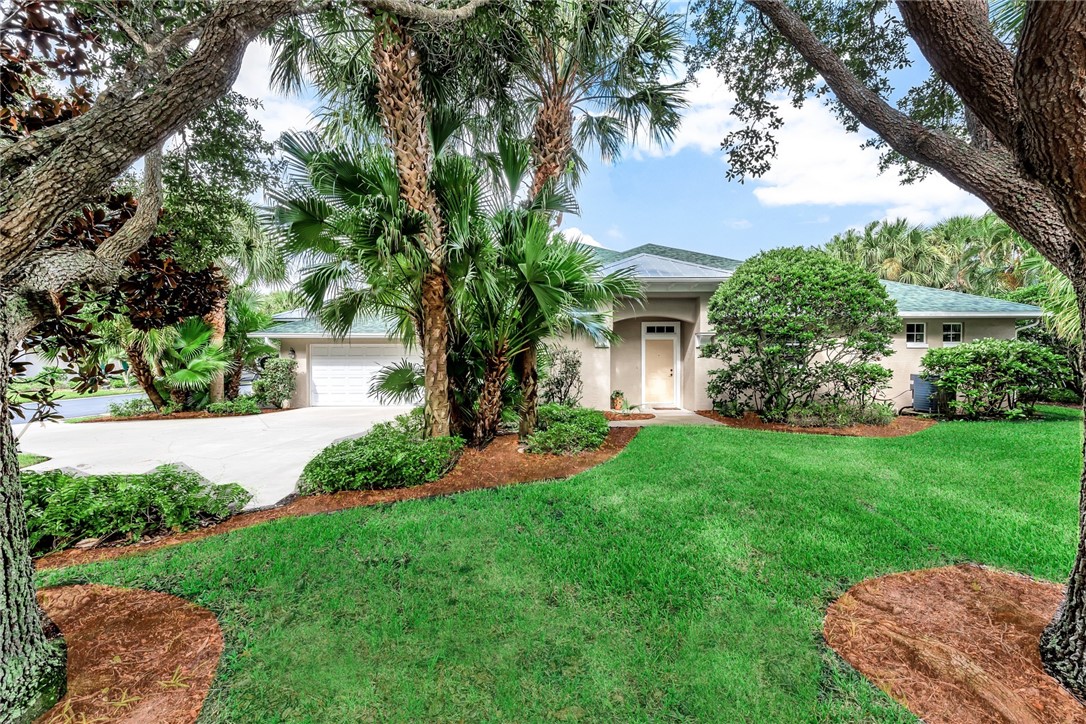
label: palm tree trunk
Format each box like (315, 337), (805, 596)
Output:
(203, 290), (228, 404)
(473, 352), (510, 446)
(371, 12), (450, 438)
(0, 336), (67, 719)
(125, 342), (167, 411)
(516, 341), (540, 440)
(226, 349), (244, 400)
(530, 90), (575, 200)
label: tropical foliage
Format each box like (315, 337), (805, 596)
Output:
(704, 248), (901, 422)
(253, 358), (298, 410)
(921, 338), (1070, 419)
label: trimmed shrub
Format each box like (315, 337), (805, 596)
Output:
(539, 346), (584, 406)
(526, 404), (609, 454)
(22, 465), (251, 554)
(206, 395), (262, 416)
(253, 357), (297, 408)
(921, 338), (1070, 419)
(108, 397), (156, 418)
(300, 419), (464, 494)
(704, 247), (900, 421)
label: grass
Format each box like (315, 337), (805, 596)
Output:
(38, 408), (1083, 722)
(17, 453), (48, 468)
(52, 387), (142, 400)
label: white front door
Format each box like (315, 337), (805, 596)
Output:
(642, 323), (680, 407)
(309, 344), (416, 406)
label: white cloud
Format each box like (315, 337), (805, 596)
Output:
(561, 227), (603, 247)
(233, 42), (318, 142)
(723, 218), (752, 229)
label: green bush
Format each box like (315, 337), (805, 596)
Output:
(1044, 388), (1081, 405)
(539, 346), (584, 406)
(785, 401), (895, 428)
(206, 395), (262, 416)
(921, 338), (1070, 419)
(300, 422), (464, 494)
(22, 465), (251, 554)
(108, 397), (156, 418)
(253, 357), (297, 409)
(526, 404), (609, 454)
(704, 247), (900, 421)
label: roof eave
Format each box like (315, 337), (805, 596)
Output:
(897, 311), (1042, 318)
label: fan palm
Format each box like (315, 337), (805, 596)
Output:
(223, 288), (278, 400)
(158, 318), (233, 409)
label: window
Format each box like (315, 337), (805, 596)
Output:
(942, 322), (963, 346)
(906, 322), (927, 348)
(645, 324), (676, 335)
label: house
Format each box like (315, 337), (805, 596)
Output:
(253, 243), (1043, 412)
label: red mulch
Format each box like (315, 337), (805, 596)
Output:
(603, 410), (655, 421)
(78, 409), (289, 423)
(36, 427), (639, 571)
(825, 564), (1086, 724)
(695, 410), (936, 438)
(35, 585), (222, 724)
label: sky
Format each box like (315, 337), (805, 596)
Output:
(231, 28), (988, 263)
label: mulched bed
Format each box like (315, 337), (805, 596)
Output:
(35, 584), (222, 724)
(695, 410), (935, 438)
(603, 410), (655, 421)
(79, 409), (289, 423)
(36, 427), (639, 571)
(825, 564), (1086, 724)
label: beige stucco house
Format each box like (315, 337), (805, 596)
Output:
(255, 244), (1042, 413)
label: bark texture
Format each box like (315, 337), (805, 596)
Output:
(126, 343), (167, 411)
(474, 351), (510, 445)
(516, 341), (539, 440)
(530, 92), (574, 199)
(372, 12), (451, 437)
(226, 354), (245, 401)
(202, 292), (228, 404)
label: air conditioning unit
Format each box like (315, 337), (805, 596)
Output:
(911, 374), (952, 414)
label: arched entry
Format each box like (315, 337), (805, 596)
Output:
(642, 322), (680, 407)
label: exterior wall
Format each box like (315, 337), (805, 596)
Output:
(275, 336), (407, 408)
(556, 332), (612, 410)
(883, 317), (1021, 410)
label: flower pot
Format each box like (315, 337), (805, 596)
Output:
(611, 396), (624, 411)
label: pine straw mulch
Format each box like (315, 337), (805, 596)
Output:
(36, 427), (639, 571)
(603, 410), (655, 421)
(35, 585), (222, 724)
(695, 410), (936, 438)
(824, 564), (1086, 724)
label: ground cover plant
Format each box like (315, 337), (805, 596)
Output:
(23, 466), (250, 554)
(525, 404), (609, 454)
(39, 408), (1083, 721)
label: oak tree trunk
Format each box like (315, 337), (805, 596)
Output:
(203, 291), (228, 404)
(516, 341), (539, 441)
(372, 12), (451, 438)
(125, 342), (167, 411)
(0, 336), (66, 719)
(1041, 276), (1086, 699)
(474, 352), (510, 446)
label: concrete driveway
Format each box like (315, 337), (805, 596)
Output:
(16, 406), (409, 508)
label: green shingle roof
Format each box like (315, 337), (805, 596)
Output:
(882, 281), (1041, 316)
(592, 243), (742, 272)
(251, 315), (396, 337)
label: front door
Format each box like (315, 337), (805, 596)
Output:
(644, 337), (676, 405)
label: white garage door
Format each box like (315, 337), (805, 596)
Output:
(309, 344), (417, 406)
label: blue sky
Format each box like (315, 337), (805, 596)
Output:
(234, 29), (988, 263)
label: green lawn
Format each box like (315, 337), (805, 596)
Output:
(17, 453), (48, 468)
(39, 409), (1083, 722)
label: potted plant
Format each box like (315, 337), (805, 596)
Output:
(610, 390), (625, 411)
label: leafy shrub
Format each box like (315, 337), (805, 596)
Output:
(206, 395), (262, 416)
(1045, 388), (1081, 405)
(704, 247), (900, 421)
(253, 357), (297, 408)
(921, 338), (1070, 419)
(539, 346), (583, 406)
(526, 404), (609, 454)
(300, 423), (464, 494)
(108, 397), (156, 418)
(785, 401), (895, 428)
(22, 465), (251, 554)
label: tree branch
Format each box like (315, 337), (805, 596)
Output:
(745, 0), (1079, 275)
(896, 0), (1020, 151)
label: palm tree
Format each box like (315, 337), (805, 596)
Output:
(157, 318), (233, 409)
(223, 288), (278, 400)
(511, 0), (688, 197)
(825, 219), (950, 288)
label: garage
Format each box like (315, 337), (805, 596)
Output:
(309, 344), (416, 406)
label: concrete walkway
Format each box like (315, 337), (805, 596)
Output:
(16, 406), (409, 508)
(608, 408), (722, 427)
